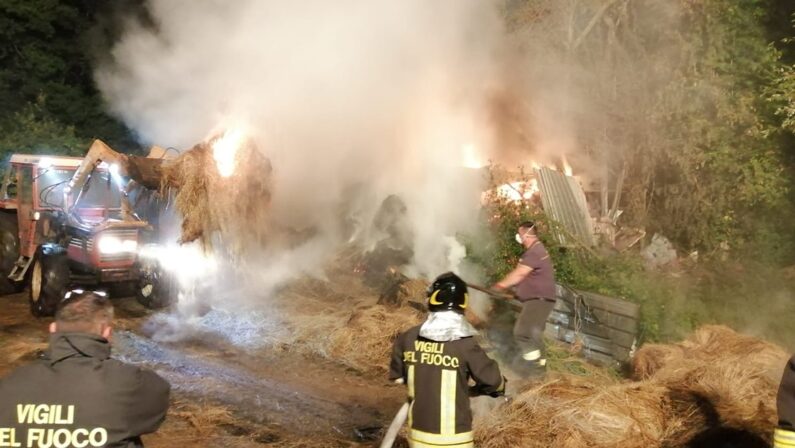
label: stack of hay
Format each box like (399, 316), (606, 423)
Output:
(475, 325), (789, 447)
(160, 135), (273, 253)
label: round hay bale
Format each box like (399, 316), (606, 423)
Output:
(161, 135), (272, 252)
(477, 325), (788, 448)
(476, 376), (676, 448)
(631, 344), (687, 380)
(675, 361), (779, 433)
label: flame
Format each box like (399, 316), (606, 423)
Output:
(462, 143), (484, 169)
(561, 155), (573, 176)
(212, 129), (245, 177)
(493, 179), (539, 202)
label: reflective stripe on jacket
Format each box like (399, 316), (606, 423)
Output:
(389, 325), (502, 447)
(775, 427), (795, 448)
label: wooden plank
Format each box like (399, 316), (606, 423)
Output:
(550, 342), (618, 367)
(575, 289), (641, 319)
(548, 310), (636, 349)
(590, 308), (639, 334)
(549, 309), (608, 338)
(545, 324), (613, 355)
(543, 286), (641, 363)
(552, 295), (639, 335)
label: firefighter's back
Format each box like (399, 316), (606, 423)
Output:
(0, 292), (169, 448)
(395, 325), (503, 448)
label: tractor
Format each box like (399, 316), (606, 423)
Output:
(0, 140), (175, 316)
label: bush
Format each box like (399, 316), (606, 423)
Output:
(468, 168), (795, 347)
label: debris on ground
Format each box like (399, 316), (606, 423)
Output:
(641, 234), (678, 269)
(0, 338), (47, 366)
(474, 325), (787, 448)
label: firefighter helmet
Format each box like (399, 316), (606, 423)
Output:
(427, 272), (468, 313)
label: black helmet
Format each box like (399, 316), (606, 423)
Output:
(427, 272), (468, 314)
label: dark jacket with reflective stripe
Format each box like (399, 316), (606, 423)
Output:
(389, 325), (502, 446)
(0, 333), (170, 448)
(777, 354), (795, 447)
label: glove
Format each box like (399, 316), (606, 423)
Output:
(468, 376), (507, 398)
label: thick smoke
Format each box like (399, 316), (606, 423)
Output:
(97, 0), (508, 287)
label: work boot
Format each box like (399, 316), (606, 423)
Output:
(510, 356), (547, 380)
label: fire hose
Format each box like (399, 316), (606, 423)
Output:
(379, 402), (409, 448)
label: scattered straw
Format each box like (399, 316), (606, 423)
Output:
(327, 304), (423, 373)
(0, 338), (47, 366)
(475, 325), (788, 448)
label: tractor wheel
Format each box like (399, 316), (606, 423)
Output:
(0, 213), (22, 295)
(29, 252), (70, 317)
(136, 260), (177, 309)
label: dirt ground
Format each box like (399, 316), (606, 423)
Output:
(0, 292), (406, 447)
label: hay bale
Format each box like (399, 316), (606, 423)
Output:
(681, 325), (788, 380)
(646, 326), (787, 441)
(161, 134), (272, 252)
(476, 376), (683, 448)
(397, 278), (428, 304)
(328, 304), (422, 373)
(632, 325), (787, 382)
(678, 362), (778, 433)
(477, 326), (788, 448)
(631, 344), (687, 380)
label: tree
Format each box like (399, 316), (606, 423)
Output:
(0, 0), (139, 152)
(0, 98), (87, 157)
(504, 0), (795, 262)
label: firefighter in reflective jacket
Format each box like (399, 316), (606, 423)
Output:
(776, 354), (795, 447)
(390, 272), (504, 448)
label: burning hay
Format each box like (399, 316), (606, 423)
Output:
(327, 304), (423, 373)
(160, 132), (272, 252)
(475, 325), (789, 448)
(270, 267), (425, 374)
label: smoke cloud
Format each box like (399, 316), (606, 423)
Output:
(97, 0), (511, 286)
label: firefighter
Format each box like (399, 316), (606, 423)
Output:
(390, 272), (504, 448)
(492, 221), (556, 374)
(0, 290), (170, 448)
(776, 354), (795, 447)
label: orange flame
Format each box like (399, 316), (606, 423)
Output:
(561, 155), (573, 176)
(462, 143), (484, 169)
(212, 129), (244, 177)
(493, 179), (539, 202)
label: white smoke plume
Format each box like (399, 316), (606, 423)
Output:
(97, 0), (508, 286)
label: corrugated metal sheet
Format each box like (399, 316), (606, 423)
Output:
(535, 167), (595, 246)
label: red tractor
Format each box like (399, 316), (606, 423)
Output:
(0, 140), (173, 316)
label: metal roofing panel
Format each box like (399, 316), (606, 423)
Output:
(535, 167), (595, 246)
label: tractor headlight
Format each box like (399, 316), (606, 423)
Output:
(97, 236), (138, 254)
